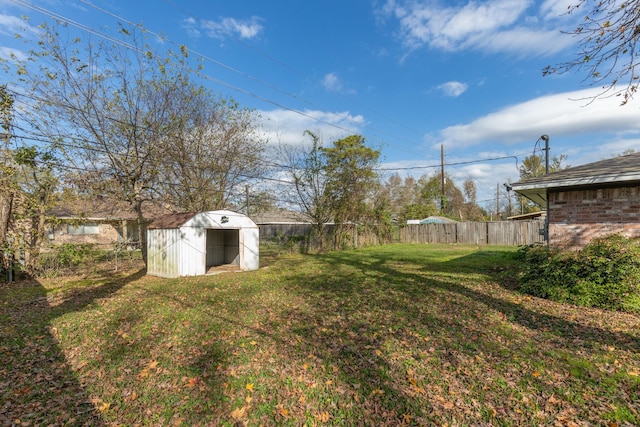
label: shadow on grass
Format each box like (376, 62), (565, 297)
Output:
(319, 249), (640, 353)
(0, 268), (145, 426)
(260, 247), (639, 423)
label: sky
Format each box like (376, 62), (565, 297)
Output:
(1, 0), (640, 211)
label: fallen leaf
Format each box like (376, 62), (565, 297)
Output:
(278, 407), (289, 417)
(98, 402), (111, 412)
(185, 377), (199, 388)
(443, 401), (454, 410)
(230, 406), (246, 421)
(246, 383), (254, 391)
(315, 411), (330, 422)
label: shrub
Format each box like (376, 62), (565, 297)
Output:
(517, 234), (640, 313)
(37, 243), (97, 277)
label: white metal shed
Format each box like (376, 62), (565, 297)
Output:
(146, 210), (259, 278)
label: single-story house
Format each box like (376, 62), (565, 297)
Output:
(511, 152), (640, 249)
(147, 210), (259, 278)
(48, 198), (171, 248)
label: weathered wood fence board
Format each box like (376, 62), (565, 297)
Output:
(260, 220), (545, 247)
(398, 220), (545, 245)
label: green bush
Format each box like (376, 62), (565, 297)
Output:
(38, 243), (97, 276)
(517, 234), (640, 313)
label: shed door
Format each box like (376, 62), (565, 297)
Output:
(206, 229), (240, 267)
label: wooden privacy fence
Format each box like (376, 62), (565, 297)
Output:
(260, 220), (545, 247)
(398, 220), (545, 246)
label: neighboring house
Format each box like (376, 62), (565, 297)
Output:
(48, 199), (171, 248)
(511, 152), (640, 249)
(251, 209), (314, 243)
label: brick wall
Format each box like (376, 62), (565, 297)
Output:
(548, 185), (640, 249)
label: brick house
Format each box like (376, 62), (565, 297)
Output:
(48, 198), (171, 249)
(511, 152), (640, 249)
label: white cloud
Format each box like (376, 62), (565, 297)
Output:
(258, 108), (365, 147)
(380, 0), (575, 57)
(184, 16), (263, 40)
(0, 13), (39, 37)
(0, 46), (26, 61)
(437, 81), (468, 97)
(438, 88), (640, 149)
(321, 72), (356, 94)
(322, 73), (343, 92)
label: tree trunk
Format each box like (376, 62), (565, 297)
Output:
(133, 200), (148, 267)
(0, 191), (13, 248)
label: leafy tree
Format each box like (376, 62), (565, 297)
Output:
(378, 173), (422, 223)
(11, 146), (58, 273)
(156, 93), (266, 212)
(284, 131), (333, 248)
(284, 132), (380, 249)
(519, 153), (568, 180)
(544, 0), (640, 104)
(413, 172), (465, 220)
(0, 86), (15, 253)
(461, 178), (486, 221)
(518, 153), (568, 212)
(321, 134), (380, 247)
(4, 21), (252, 264)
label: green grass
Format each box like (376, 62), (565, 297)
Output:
(1, 243), (639, 426)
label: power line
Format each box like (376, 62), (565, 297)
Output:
(75, 0), (425, 151)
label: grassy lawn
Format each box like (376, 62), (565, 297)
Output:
(1, 243), (639, 426)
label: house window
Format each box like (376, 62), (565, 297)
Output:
(67, 223), (100, 235)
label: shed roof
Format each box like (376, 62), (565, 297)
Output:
(147, 212), (198, 229)
(148, 210), (257, 230)
(511, 152), (640, 208)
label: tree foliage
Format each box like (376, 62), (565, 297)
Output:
(3, 20), (265, 266)
(517, 153), (569, 213)
(544, 0), (640, 104)
(284, 132), (380, 249)
(519, 153), (568, 180)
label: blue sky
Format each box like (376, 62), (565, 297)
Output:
(1, 0), (639, 209)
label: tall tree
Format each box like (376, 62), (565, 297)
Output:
(519, 153), (568, 180)
(284, 131), (333, 248)
(518, 153), (568, 212)
(321, 134), (380, 246)
(461, 178), (485, 221)
(544, 0), (640, 104)
(5, 21), (211, 264)
(379, 173), (421, 223)
(157, 92), (266, 212)
(11, 147), (58, 273)
(412, 172), (465, 220)
(0, 86), (15, 253)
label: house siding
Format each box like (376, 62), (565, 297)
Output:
(548, 186), (640, 249)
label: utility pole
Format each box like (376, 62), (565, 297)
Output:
(504, 183), (513, 218)
(245, 185), (250, 216)
(440, 144), (445, 215)
(496, 183), (500, 220)
(541, 134), (550, 174)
